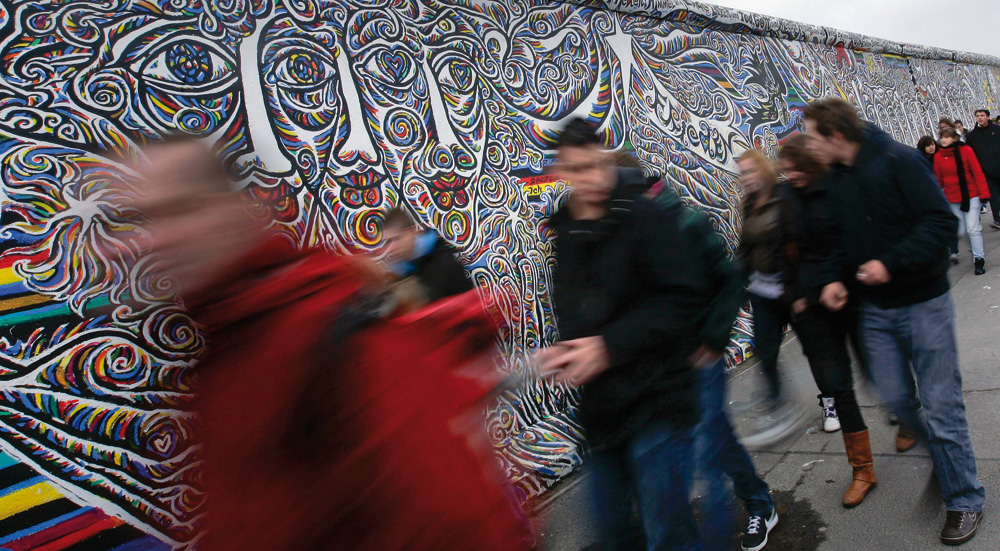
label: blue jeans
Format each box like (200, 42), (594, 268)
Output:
(587, 420), (702, 551)
(860, 292), (985, 512)
(695, 359), (773, 550)
(949, 197), (985, 259)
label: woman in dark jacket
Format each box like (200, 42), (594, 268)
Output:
(737, 150), (794, 413)
(917, 135), (937, 163)
(778, 134), (877, 508)
(933, 127), (990, 274)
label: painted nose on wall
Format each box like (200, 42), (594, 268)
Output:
(334, 46), (382, 166)
(236, 19), (294, 177)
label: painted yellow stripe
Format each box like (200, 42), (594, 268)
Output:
(0, 293), (52, 311)
(0, 268), (22, 286)
(0, 482), (64, 520)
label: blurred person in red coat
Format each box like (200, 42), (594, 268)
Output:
(933, 127), (991, 274)
(132, 138), (533, 551)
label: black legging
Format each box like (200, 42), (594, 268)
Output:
(790, 304), (868, 433)
(749, 293), (789, 402)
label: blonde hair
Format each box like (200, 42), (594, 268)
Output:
(737, 149), (779, 196)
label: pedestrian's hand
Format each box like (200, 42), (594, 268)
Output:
(689, 345), (723, 369)
(856, 260), (891, 286)
(792, 298), (808, 316)
(537, 337), (610, 387)
(820, 282), (849, 312)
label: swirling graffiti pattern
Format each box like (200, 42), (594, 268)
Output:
(1, 0), (999, 547)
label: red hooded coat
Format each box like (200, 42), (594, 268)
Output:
(190, 239), (532, 551)
(933, 144), (992, 203)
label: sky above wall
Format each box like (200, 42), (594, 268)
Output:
(707, 0), (1000, 58)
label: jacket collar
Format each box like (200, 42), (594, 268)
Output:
(830, 123), (889, 175)
(550, 177), (638, 240)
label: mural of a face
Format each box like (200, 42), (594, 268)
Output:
(2, 0), (1000, 548)
(0, 1), (571, 543)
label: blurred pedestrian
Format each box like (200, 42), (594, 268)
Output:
(778, 134), (877, 508)
(934, 127), (990, 274)
(652, 184), (778, 551)
(939, 117), (956, 134)
(135, 138), (533, 551)
(805, 98), (985, 546)
(965, 109), (1000, 230)
(542, 118), (715, 551)
(736, 151), (797, 415)
(383, 207), (472, 307)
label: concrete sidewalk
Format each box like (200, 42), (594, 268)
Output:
(531, 227), (1000, 550)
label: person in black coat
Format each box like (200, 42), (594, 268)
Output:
(778, 133), (876, 508)
(964, 109), (1000, 229)
(804, 98), (984, 546)
(540, 118), (720, 551)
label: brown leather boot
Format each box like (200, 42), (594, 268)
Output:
(842, 429), (877, 508)
(896, 422), (918, 453)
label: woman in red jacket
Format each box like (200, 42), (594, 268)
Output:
(934, 127), (991, 275)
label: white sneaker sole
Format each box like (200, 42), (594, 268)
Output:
(742, 511), (779, 551)
(824, 422), (842, 433)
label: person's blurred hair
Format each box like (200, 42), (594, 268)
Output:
(738, 149), (779, 193)
(779, 133), (828, 182)
(803, 97), (865, 144)
(939, 116), (956, 128)
(557, 117), (601, 148)
(975, 108), (991, 117)
(939, 127), (960, 140)
(142, 135), (232, 195)
(613, 150), (642, 169)
(384, 207), (417, 231)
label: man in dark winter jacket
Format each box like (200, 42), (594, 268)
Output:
(805, 98), (985, 547)
(541, 118), (716, 551)
(964, 109), (1000, 230)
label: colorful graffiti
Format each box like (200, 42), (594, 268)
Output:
(1, 0), (999, 548)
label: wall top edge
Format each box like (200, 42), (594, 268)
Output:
(562, 0), (1000, 68)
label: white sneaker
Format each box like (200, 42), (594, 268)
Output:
(822, 397), (841, 433)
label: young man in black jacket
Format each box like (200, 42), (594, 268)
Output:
(805, 98), (985, 546)
(541, 118), (772, 551)
(964, 109), (1000, 230)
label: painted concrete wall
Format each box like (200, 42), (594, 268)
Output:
(0, 0), (998, 548)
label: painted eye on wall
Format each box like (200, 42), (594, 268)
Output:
(360, 47), (419, 90)
(272, 49), (338, 89)
(267, 47), (340, 117)
(136, 38), (238, 94)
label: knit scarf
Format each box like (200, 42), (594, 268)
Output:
(946, 143), (972, 212)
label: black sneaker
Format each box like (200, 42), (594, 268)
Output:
(990, 221), (1000, 231)
(975, 258), (986, 276)
(742, 509), (778, 551)
(941, 510), (983, 545)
